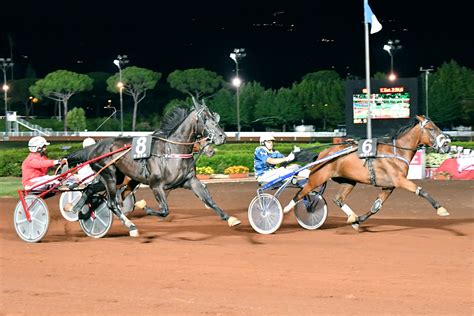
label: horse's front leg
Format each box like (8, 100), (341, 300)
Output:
(396, 178), (449, 216)
(184, 177), (241, 227)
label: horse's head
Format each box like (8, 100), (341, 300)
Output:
(192, 97), (226, 145)
(193, 138), (216, 157)
(416, 115), (451, 153)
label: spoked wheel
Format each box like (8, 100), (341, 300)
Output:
(120, 193), (136, 215)
(294, 193), (328, 230)
(79, 195), (113, 238)
(59, 191), (82, 222)
(248, 193), (283, 234)
(13, 196), (49, 243)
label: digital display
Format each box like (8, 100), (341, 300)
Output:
(345, 78), (419, 138)
(353, 91), (411, 124)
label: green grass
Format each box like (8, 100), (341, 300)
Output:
(0, 177), (22, 198)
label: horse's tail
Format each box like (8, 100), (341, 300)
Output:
(65, 146), (93, 165)
(295, 150), (319, 164)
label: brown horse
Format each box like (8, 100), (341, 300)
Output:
(193, 137), (215, 158)
(283, 115), (451, 229)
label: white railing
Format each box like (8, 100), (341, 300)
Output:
(15, 117), (51, 136)
(2, 130), (473, 141)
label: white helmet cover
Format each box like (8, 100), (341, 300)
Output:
(259, 134), (276, 145)
(82, 137), (96, 148)
(28, 136), (50, 152)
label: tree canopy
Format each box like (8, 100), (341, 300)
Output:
(107, 66), (161, 131)
(167, 68), (224, 100)
(29, 70), (93, 131)
(429, 60), (474, 127)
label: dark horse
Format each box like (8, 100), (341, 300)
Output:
(68, 99), (240, 237)
(283, 115), (451, 230)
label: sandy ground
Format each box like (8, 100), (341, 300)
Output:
(0, 179), (473, 315)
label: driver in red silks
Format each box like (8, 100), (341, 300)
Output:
(22, 136), (66, 190)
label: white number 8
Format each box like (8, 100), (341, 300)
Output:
(135, 137), (147, 155)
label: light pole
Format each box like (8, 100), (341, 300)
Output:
(383, 39), (402, 81)
(229, 48), (246, 141)
(95, 100), (117, 131)
(420, 67), (434, 117)
(1, 58), (14, 135)
(113, 55), (129, 133)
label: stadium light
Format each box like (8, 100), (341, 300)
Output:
(113, 55), (129, 133)
(229, 48), (246, 140)
(1, 57), (14, 135)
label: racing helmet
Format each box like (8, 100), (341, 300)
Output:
(259, 134), (275, 145)
(28, 136), (50, 153)
(82, 137), (96, 148)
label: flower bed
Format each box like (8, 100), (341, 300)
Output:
(224, 165), (250, 178)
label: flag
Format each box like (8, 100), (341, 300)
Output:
(364, 0), (382, 34)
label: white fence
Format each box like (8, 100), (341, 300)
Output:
(1, 130), (473, 141)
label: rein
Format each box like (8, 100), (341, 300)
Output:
(152, 135), (208, 146)
(296, 141), (355, 153)
(149, 136), (210, 160)
(151, 153), (194, 159)
(378, 141), (417, 152)
(87, 147), (133, 182)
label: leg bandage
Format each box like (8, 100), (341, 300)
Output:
(340, 204), (354, 217)
(283, 200), (296, 214)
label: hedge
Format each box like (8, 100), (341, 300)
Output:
(1, 141), (472, 177)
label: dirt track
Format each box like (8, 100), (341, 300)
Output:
(1, 180), (473, 315)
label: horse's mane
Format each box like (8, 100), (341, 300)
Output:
(153, 105), (192, 137)
(392, 117), (420, 140)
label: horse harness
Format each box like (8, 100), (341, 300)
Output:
(131, 136), (209, 178)
(362, 139), (413, 186)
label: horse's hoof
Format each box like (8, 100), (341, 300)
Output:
(227, 216), (241, 227)
(129, 229), (139, 237)
(351, 223), (360, 231)
(347, 213), (358, 224)
(437, 207), (450, 216)
(135, 199), (147, 209)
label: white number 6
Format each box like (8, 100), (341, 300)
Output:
(362, 139), (373, 154)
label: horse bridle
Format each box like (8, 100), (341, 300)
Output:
(419, 118), (450, 152)
(195, 106), (219, 144)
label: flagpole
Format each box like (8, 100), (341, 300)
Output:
(364, 18), (372, 139)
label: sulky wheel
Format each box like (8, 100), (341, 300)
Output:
(79, 194), (113, 238)
(59, 191), (82, 222)
(248, 193), (283, 234)
(120, 193), (136, 216)
(13, 196), (50, 243)
(294, 193), (328, 230)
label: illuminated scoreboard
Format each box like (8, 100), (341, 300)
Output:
(345, 78), (419, 137)
(353, 86), (411, 124)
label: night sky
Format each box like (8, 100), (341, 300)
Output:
(1, 0), (472, 89)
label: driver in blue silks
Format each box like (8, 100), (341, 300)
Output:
(254, 134), (309, 183)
